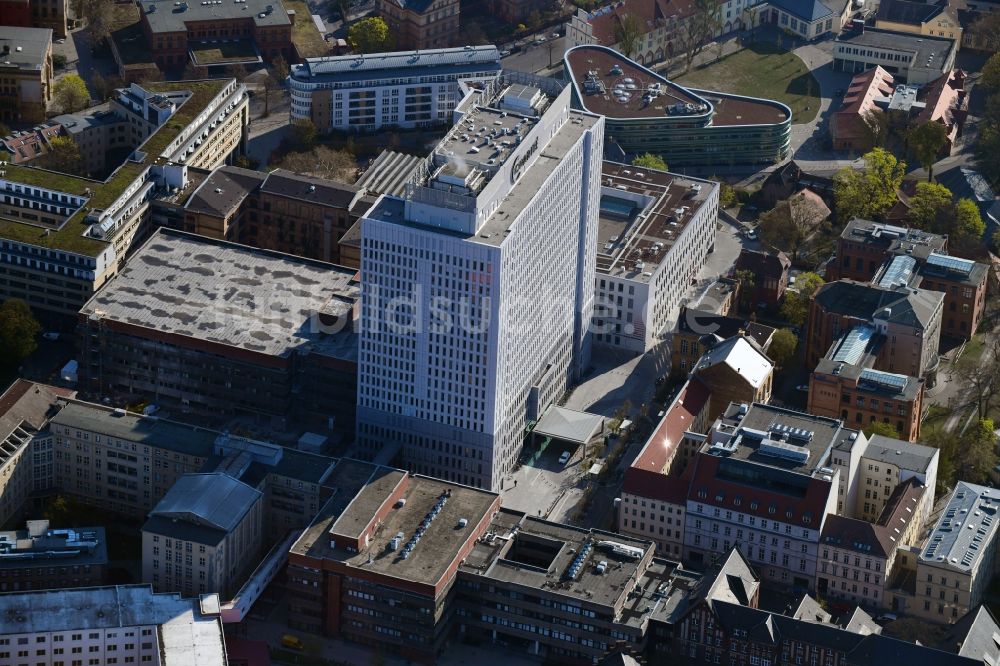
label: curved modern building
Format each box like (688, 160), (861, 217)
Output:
(564, 45), (792, 167)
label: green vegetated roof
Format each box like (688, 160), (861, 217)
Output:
(0, 79), (229, 257)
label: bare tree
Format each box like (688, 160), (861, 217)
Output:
(860, 109), (889, 148)
(953, 339), (1000, 421)
(677, 0), (722, 74)
(614, 14), (644, 58)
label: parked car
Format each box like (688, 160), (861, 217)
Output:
(42, 332), (60, 341)
(796, 384), (809, 392)
(558, 451), (570, 466)
(500, 49), (511, 57)
(534, 37), (546, 45)
(744, 227), (758, 240)
(550, 32), (560, 38)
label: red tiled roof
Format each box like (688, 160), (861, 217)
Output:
(623, 377), (710, 501)
(588, 0), (696, 45)
(915, 69), (963, 128)
(830, 66), (895, 145)
(686, 453), (833, 529)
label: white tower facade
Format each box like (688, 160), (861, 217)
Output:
(357, 73), (604, 490)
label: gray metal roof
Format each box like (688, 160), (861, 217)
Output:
(292, 45), (500, 82)
(356, 150), (425, 197)
(0, 26), (52, 72)
(921, 482), (1000, 573)
(863, 435), (937, 472)
(533, 405), (605, 445)
(150, 472), (261, 532)
(831, 325), (876, 365)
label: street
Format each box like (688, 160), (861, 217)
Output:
(502, 36), (567, 75)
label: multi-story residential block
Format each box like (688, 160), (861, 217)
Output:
(565, 45), (792, 166)
(619, 378), (712, 558)
(858, 434), (938, 522)
(833, 26), (957, 85)
(288, 467), (702, 664)
(376, 0), (460, 50)
(356, 73), (604, 490)
(683, 403), (864, 590)
(139, 0), (292, 71)
(0, 78), (248, 320)
(142, 472), (263, 598)
(288, 46), (501, 133)
(178, 166), (372, 265)
(806, 280), (944, 381)
(77, 228), (360, 430)
(593, 162), (718, 352)
(733, 248), (791, 309)
(816, 478), (926, 608)
(0, 27), (53, 124)
(809, 356), (924, 442)
(0, 584), (229, 666)
(0, 520), (106, 592)
(672, 308), (775, 375)
(691, 335), (774, 422)
(899, 483), (1000, 623)
(876, 0), (963, 42)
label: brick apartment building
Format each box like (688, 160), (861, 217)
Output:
(180, 166), (374, 267)
(376, 0), (460, 50)
(827, 219), (988, 340)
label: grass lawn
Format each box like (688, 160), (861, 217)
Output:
(283, 0), (329, 59)
(190, 39), (260, 65)
(676, 42), (821, 125)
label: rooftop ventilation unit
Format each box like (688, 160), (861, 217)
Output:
(758, 438), (810, 464)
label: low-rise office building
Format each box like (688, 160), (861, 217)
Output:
(920, 252), (988, 340)
(758, 0), (851, 40)
(288, 467), (702, 664)
(828, 219), (948, 282)
(142, 472), (263, 598)
(0, 27), (53, 124)
(565, 45), (792, 167)
(77, 229), (360, 430)
(809, 358), (924, 442)
(833, 26), (958, 85)
(0, 584), (229, 666)
(0, 520), (107, 592)
(593, 162), (719, 352)
(289, 46), (501, 133)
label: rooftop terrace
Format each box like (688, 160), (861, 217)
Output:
(596, 161), (715, 282)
